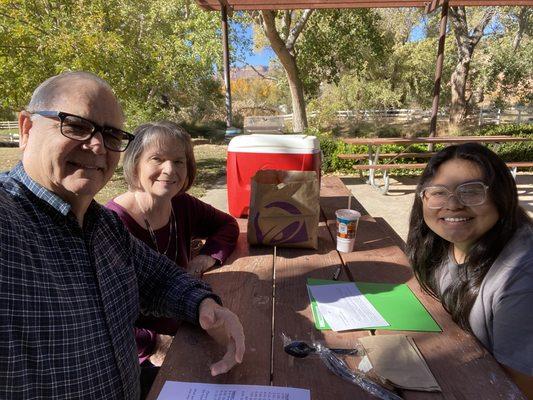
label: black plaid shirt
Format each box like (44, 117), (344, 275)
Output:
(0, 163), (219, 399)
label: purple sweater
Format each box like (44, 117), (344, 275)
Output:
(105, 193), (239, 363)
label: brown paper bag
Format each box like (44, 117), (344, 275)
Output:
(358, 335), (441, 392)
(247, 170), (319, 249)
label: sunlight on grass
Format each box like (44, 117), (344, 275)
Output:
(0, 144), (228, 204)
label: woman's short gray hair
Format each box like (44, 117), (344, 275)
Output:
(122, 121), (196, 193)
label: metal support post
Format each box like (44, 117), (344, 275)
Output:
(429, 0), (449, 141)
(221, 4), (240, 138)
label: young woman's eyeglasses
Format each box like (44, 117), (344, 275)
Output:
(420, 181), (490, 209)
(30, 110), (134, 152)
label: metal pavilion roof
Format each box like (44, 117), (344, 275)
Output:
(196, 0), (532, 11)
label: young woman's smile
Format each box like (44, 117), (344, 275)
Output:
(421, 158), (499, 261)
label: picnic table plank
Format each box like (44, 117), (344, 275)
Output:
(146, 219), (274, 399)
(273, 216), (373, 399)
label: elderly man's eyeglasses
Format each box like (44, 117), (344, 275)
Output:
(30, 111), (134, 152)
(420, 182), (490, 209)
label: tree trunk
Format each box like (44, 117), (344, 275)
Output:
(449, 6), (495, 126)
(450, 60), (470, 125)
(277, 51), (307, 133)
(512, 7), (529, 51)
(261, 10), (308, 132)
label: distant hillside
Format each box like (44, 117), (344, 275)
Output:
(230, 66), (270, 80)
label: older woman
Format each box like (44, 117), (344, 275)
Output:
(406, 143), (532, 397)
(105, 121), (239, 372)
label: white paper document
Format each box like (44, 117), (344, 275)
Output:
(307, 282), (389, 331)
(157, 381), (310, 400)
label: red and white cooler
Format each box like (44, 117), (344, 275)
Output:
(227, 134), (321, 217)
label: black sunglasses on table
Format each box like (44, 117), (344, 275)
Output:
(30, 110), (134, 152)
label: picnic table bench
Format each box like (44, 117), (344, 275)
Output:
(340, 136), (533, 194)
(146, 176), (524, 400)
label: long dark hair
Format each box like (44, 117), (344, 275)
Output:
(406, 143), (531, 331)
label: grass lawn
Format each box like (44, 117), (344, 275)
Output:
(0, 144), (227, 204)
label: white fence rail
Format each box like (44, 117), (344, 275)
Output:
(280, 107), (532, 125)
(0, 121), (19, 143)
(0, 121), (18, 130)
(477, 107), (533, 125)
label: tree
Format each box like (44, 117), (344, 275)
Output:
(296, 9), (386, 98)
(377, 8), (424, 45)
(253, 10), (313, 132)
(474, 33), (532, 107)
(231, 76), (286, 113)
(251, 9), (385, 132)
(448, 6), (496, 125)
(506, 7), (532, 51)
(0, 0), (224, 126)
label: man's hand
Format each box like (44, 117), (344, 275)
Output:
(198, 298), (245, 376)
(189, 255), (217, 278)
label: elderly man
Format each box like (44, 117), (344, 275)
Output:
(0, 71), (245, 399)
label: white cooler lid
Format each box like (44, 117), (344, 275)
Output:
(227, 134), (320, 154)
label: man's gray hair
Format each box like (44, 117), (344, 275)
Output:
(27, 71), (118, 113)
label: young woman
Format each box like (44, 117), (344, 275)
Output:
(406, 143), (532, 397)
(105, 121), (239, 372)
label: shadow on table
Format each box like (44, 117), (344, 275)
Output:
(374, 217), (407, 251)
(345, 260), (413, 285)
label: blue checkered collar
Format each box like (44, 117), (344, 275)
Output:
(9, 162), (72, 216)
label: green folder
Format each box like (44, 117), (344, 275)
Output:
(307, 278), (441, 332)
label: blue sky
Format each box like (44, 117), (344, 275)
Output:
(238, 19), (427, 67)
(241, 47), (276, 67)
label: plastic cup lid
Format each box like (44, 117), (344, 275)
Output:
(335, 209), (361, 221)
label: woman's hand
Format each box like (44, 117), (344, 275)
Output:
(149, 334), (173, 367)
(189, 255), (217, 278)
(198, 298), (245, 376)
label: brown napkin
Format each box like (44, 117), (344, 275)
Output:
(358, 335), (441, 392)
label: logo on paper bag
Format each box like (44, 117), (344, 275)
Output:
(253, 201), (309, 245)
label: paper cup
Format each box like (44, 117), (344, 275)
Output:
(336, 236), (356, 253)
(335, 209), (360, 253)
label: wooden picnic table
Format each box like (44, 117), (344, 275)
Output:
(147, 175), (525, 400)
(340, 135), (532, 194)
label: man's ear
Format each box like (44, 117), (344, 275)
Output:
(18, 111), (32, 150)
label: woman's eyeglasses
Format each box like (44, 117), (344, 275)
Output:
(420, 181), (490, 209)
(30, 110), (134, 152)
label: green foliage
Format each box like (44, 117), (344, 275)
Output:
(308, 72), (403, 130)
(296, 9), (387, 98)
(0, 0), (224, 126)
(306, 35), (458, 130)
(317, 123), (532, 173)
(473, 36), (533, 107)
(391, 38), (455, 108)
(474, 124), (533, 162)
(475, 123), (533, 136)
